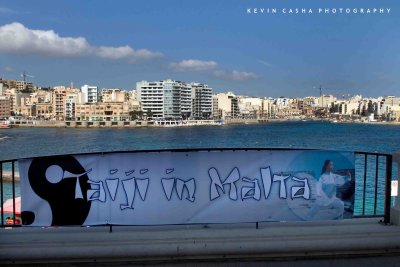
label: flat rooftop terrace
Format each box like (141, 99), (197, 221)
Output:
(1, 218), (400, 266)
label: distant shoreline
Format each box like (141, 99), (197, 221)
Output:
(5, 118), (400, 128)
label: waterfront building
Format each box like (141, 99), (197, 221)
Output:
(136, 80), (193, 119)
(393, 106), (400, 122)
(335, 101), (359, 116)
(318, 94), (336, 109)
(52, 87), (80, 120)
(52, 87), (67, 120)
(16, 104), (35, 117)
(238, 97), (263, 119)
(212, 92), (239, 119)
(35, 103), (53, 118)
(0, 96), (11, 117)
(81, 85), (99, 104)
(191, 83), (212, 119)
(65, 94), (78, 120)
(3, 88), (16, 114)
(137, 80), (163, 118)
(261, 98), (274, 118)
(298, 97), (319, 117)
(272, 97), (301, 119)
(382, 96), (400, 118)
(75, 102), (130, 121)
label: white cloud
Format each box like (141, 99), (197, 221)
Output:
(169, 59), (217, 71)
(1, 66), (14, 72)
(95, 46), (163, 61)
(258, 60), (273, 67)
(0, 22), (163, 61)
(0, 7), (14, 13)
(213, 70), (258, 81)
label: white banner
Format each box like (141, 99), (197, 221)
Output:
(19, 150), (355, 226)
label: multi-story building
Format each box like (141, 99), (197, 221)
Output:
(101, 89), (127, 103)
(52, 87), (67, 120)
(238, 97), (263, 119)
(261, 98), (275, 118)
(36, 103), (53, 118)
(0, 79), (17, 91)
(65, 94), (78, 120)
(319, 95), (336, 108)
(136, 80), (193, 119)
(3, 88), (17, 114)
(392, 106), (400, 122)
(81, 85), (99, 104)
(0, 83), (3, 95)
(0, 96), (11, 117)
(212, 92), (239, 119)
(16, 104), (36, 117)
(75, 102), (130, 121)
(275, 97), (289, 108)
(16, 80), (33, 91)
(191, 83), (212, 119)
(52, 86), (80, 120)
(136, 81), (164, 118)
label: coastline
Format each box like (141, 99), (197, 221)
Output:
(6, 118), (400, 128)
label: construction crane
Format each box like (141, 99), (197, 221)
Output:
(314, 85), (347, 97)
(20, 71), (34, 83)
(313, 85), (349, 109)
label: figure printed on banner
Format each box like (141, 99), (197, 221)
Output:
(304, 160), (355, 220)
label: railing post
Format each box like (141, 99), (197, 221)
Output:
(390, 151), (400, 225)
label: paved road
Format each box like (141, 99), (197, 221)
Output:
(1, 218), (400, 266)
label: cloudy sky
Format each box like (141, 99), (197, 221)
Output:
(0, 0), (399, 97)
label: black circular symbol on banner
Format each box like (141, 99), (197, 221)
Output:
(27, 156), (91, 226)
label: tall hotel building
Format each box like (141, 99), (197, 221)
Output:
(136, 80), (193, 119)
(191, 83), (212, 119)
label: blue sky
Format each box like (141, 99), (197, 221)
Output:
(0, 0), (399, 97)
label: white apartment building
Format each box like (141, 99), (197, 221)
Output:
(81, 85), (98, 104)
(336, 101), (359, 115)
(65, 94), (78, 120)
(136, 80), (192, 119)
(191, 83), (212, 119)
(275, 97), (289, 108)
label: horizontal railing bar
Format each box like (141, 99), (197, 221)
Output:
(0, 148), (392, 164)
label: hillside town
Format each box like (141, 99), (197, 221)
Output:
(0, 77), (399, 127)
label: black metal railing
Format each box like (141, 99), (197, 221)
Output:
(353, 152), (393, 223)
(0, 150), (396, 227)
(0, 159), (19, 227)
